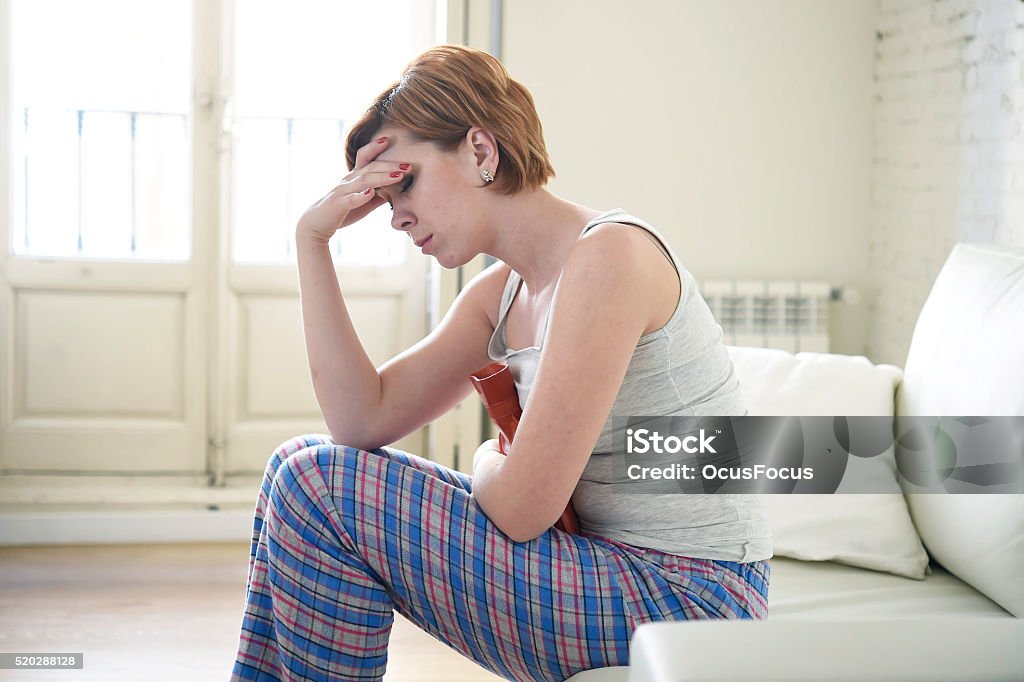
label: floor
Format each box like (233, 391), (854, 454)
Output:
(0, 543), (503, 681)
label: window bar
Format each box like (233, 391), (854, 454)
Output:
(130, 112), (137, 254)
(76, 110), (85, 255)
(22, 107), (29, 251)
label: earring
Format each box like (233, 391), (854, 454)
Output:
(481, 168), (495, 183)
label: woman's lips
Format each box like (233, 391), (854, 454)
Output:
(419, 235), (434, 253)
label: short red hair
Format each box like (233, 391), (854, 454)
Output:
(345, 45), (555, 195)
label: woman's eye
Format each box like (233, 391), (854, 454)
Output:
(400, 174), (415, 193)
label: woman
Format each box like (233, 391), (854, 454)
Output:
(232, 45), (771, 682)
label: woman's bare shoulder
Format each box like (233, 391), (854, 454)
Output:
(567, 221), (679, 331)
(572, 221), (671, 277)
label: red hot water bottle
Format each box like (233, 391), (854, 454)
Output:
(469, 362), (580, 534)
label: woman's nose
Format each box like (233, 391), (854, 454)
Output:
(392, 211), (415, 232)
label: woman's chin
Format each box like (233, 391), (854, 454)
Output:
(434, 250), (474, 270)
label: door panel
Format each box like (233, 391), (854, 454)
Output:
(2, 268), (206, 473)
(220, 257), (427, 474)
(18, 290), (185, 418)
(240, 295), (320, 420)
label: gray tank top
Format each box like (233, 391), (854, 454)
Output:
(486, 209), (772, 562)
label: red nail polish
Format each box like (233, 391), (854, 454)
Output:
(399, 163), (410, 170)
(376, 137), (387, 144)
(363, 188), (372, 195)
(390, 171), (402, 178)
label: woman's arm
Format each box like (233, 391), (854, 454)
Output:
(471, 224), (666, 541)
(294, 136), (500, 449)
(298, 239), (503, 449)
(295, 233), (382, 444)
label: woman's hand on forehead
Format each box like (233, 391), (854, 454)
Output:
(295, 135), (412, 242)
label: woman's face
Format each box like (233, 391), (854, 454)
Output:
(372, 126), (489, 268)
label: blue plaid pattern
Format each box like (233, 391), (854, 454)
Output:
(231, 435), (770, 681)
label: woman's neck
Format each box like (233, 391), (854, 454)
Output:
(485, 189), (603, 292)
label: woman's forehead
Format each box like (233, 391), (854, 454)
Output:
(374, 129), (427, 162)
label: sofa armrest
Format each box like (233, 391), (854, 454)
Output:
(628, 619), (1024, 681)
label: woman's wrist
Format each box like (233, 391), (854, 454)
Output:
(295, 226), (332, 249)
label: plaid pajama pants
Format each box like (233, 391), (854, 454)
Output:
(231, 435), (770, 682)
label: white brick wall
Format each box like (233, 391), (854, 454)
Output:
(868, 0), (1024, 366)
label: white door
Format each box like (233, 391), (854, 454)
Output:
(0, 0), (206, 475)
(0, 0), (436, 490)
(213, 0), (436, 477)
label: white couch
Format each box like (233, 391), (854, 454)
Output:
(569, 242), (1024, 681)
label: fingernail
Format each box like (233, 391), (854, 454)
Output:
(363, 187), (372, 195)
(389, 171), (402, 178)
(399, 163), (410, 170)
(376, 137), (387, 144)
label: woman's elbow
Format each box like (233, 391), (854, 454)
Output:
(492, 507), (557, 543)
(504, 525), (541, 544)
(472, 473), (562, 542)
(324, 423), (383, 452)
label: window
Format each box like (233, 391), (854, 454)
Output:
(9, 0), (440, 264)
(229, 0), (437, 264)
(10, 0), (192, 260)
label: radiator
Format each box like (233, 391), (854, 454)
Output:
(698, 279), (831, 352)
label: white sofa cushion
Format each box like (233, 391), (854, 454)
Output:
(627, 618), (1024, 681)
(767, 556), (1012, 619)
(897, 242), (1024, 617)
(728, 346), (930, 580)
(566, 554), (1013, 682)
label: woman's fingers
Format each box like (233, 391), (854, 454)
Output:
(348, 135), (412, 191)
(354, 186), (375, 201)
(337, 188), (387, 228)
(346, 186), (378, 208)
(352, 135), (389, 169)
(336, 167), (408, 197)
(296, 136), (408, 240)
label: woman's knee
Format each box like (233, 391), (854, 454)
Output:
(264, 433), (334, 476)
(268, 447), (321, 502)
(268, 441), (369, 497)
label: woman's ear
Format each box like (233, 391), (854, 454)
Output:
(466, 127), (500, 178)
